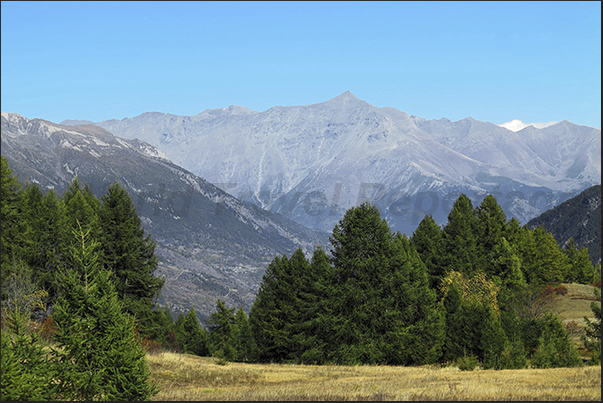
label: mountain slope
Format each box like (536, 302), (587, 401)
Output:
(527, 184), (601, 265)
(85, 92), (601, 235)
(1, 112), (328, 321)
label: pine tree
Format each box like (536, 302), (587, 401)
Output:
(564, 238), (595, 284)
(250, 251), (308, 363)
(411, 214), (445, 291)
(474, 195), (507, 277)
(326, 203), (395, 364)
(176, 307), (209, 356)
(325, 203), (444, 365)
(59, 178), (102, 272)
(529, 227), (571, 285)
(441, 194), (479, 277)
(51, 223), (158, 400)
(386, 233), (445, 365)
(1, 309), (59, 401)
(232, 307), (258, 362)
(99, 182), (164, 337)
(207, 299), (236, 361)
(1, 156), (24, 292)
(20, 184), (64, 303)
(493, 237), (527, 308)
(294, 245), (333, 364)
(530, 313), (582, 368)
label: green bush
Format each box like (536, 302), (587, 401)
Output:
(456, 353), (480, 371)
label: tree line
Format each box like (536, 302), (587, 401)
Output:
(145, 186), (601, 370)
(236, 198), (600, 368)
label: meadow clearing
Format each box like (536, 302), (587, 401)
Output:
(147, 352), (600, 401)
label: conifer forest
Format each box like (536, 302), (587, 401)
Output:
(1, 155), (600, 400)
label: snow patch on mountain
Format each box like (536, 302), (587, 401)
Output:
(499, 119), (559, 132)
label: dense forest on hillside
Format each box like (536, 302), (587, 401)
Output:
(1, 156), (601, 400)
(528, 184), (601, 266)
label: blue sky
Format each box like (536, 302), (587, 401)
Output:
(1, 1), (601, 128)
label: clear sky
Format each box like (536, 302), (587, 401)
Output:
(1, 1), (601, 128)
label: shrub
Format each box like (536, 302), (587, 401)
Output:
(491, 339), (528, 370)
(456, 353), (480, 371)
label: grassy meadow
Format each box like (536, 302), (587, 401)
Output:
(146, 283), (601, 401)
(147, 352), (600, 401)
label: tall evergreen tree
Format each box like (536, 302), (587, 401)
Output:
(324, 203), (444, 365)
(249, 250), (311, 363)
(59, 178), (102, 272)
(326, 203), (395, 364)
(207, 299), (236, 361)
(1, 156), (24, 292)
(99, 182), (164, 337)
(51, 224), (158, 400)
(232, 307), (258, 362)
(176, 307), (209, 356)
(564, 238), (595, 284)
(411, 214), (445, 291)
(474, 195), (507, 277)
(442, 194), (479, 277)
(493, 237), (527, 308)
(294, 245), (334, 364)
(387, 233), (445, 365)
(529, 227), (571, 285)
(20, 184), (64, 303)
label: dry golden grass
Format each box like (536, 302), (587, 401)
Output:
(553, 283), (600, 324)
(146, 352), (601, 401)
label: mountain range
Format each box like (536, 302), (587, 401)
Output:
(80, 91), (601, 235)
(1, 112), (328, 321)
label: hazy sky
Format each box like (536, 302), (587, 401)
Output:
(1, 1), (601, 128)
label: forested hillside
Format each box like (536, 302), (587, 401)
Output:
(528, 185), (601, 265)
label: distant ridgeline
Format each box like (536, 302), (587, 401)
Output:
(528, 184), (601, 266)
(1, 155), (600, 377)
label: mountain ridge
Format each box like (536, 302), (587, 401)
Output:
(75, 93), (600, 235)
